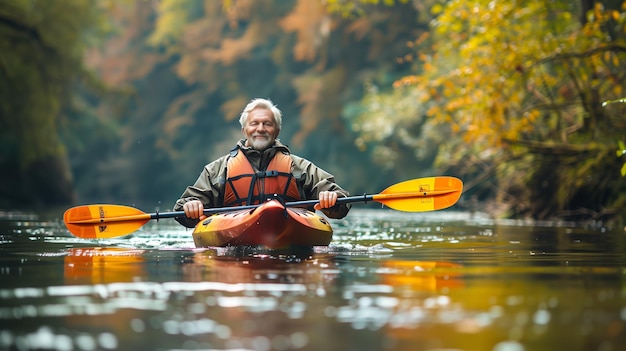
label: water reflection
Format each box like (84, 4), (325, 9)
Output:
(64, 247), (146, 284)
(1, 210), (626, 350)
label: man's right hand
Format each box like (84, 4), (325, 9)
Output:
(183, 200), (207, 220)
(314, 191), (339, 210)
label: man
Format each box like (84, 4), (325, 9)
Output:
(173, 98), (350, 228)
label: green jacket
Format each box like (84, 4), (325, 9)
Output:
(173, 139), (350, 228)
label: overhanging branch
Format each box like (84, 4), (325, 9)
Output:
(0, 15), (57, 55)
(528, 44), (626, 69)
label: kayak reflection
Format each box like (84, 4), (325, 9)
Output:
(181, 247), (336, 284)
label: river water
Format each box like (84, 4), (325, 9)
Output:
(0, 208), (624, 351)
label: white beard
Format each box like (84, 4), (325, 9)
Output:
(249, 135), (274, 151)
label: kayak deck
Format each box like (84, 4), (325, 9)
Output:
(192, 200), (333, 248)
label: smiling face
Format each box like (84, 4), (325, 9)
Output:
(242, 107), (280, 151)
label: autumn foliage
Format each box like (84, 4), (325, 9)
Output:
(357, 0), (626, 221)
(2, 0), (625, 224)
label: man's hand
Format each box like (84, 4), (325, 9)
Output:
(314, 191), (338, 210)
(183, 200), (207, 220)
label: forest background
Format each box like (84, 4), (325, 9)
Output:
(1, 0), (625, 225)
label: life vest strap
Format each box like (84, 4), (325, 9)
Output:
(256, 170), (279, 178)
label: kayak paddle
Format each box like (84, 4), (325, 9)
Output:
(63, 176), (463, 239)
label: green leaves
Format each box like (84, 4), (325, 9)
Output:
(0, 0), (117, 206)
(618, 141), (626, 177)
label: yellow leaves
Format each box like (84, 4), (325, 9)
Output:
(618, 141), (626, 177)
(148, 0), (191, 47)
(613, 84), (623, 98)
(612, 10), (621, 21)
(594, 2), (605, 21)
(612, 52), (620, 67)
(324, 0), (410, 17)
(585, 1), (623, 36)
(431, 3), (444, 15)
(426, 105), (440, 117)
(389, 0), (626, 152)
(525, 109), (541, 124)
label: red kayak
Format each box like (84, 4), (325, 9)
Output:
(192, 200), (333, 248)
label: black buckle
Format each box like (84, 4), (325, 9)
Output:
(256, 170), (278, 178)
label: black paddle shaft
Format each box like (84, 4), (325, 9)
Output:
(151, 194), (375, 220)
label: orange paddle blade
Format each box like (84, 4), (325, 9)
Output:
(373, 176), (463, 212)
(63, 204), (151, 239)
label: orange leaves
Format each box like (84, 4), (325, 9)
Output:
(279, 0), (329, 62)
(393, 75), (421, 88)
(162, 115), (193, 137)
(86, 2), (163, 86)
(425, 105), (440, 117)
(292, 66), (347, 146)
(220, 96), (250, 122)
(210, 22), (261, 65)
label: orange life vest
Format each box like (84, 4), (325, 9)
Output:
(223, 148), (303, 206)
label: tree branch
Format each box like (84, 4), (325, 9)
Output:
(505, 139), (601, 156)
(528, 44), (626, 69)
(0, 15), (56, 55)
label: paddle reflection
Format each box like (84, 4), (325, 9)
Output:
(373, 260), (468, 350)
(380, 260), (464, 292)
(64, 247), (145, 284)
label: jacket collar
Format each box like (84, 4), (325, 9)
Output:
(237, 139), (290, 153)
(236, 139), (291, 170)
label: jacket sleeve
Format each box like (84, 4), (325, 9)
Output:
(173, 156), (228, 228)
(291, 155), (351, 219)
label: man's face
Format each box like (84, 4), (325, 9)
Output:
(243, 108), (279, 151)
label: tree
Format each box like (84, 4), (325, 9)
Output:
(0, 0), (115, 208)
(357, 0), (626, 222)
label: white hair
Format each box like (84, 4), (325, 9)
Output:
(239, 98), (282, 129)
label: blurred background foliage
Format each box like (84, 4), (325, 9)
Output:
(1, 0), (625, 224)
